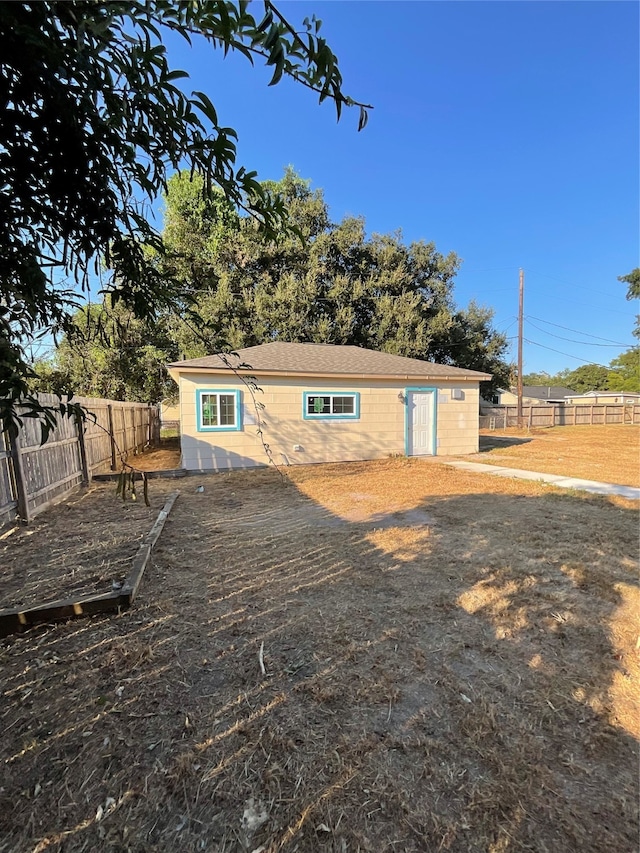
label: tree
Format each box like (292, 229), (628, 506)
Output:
(607, 348), (640, 392)
(30, 303), (180, 403)
(619, 268), (640, 339)
(522, 370), (571, 387)
(160, 168), (512, 392)
(0, 1), (369, 436)
(563, 364), (611, 394)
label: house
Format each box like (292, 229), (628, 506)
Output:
(562, 391), (640, 406)
(483, 386), (574, 406)
(167, 342), (491, 471)
(160, 398), (180, 424)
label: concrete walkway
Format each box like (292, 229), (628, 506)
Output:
(444, 461), (640, 500)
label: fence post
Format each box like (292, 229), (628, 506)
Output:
(130, 406), (137, 453)
(147, 405), (159, 446)
(120, 406), (127, 457)
(604, 405), (609, 425)
(590, 404), (594, 425)
(75, 414), (91, 483)
(107, 404), (117, 470)
(8, 432), (30, 523)
(527, 406), (533, 429)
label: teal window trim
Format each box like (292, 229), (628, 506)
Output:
(302, 391), (360, 420)
(196, 388), (242, 432)
(403, 387), (438, 456)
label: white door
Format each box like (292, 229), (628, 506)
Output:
(408, 391), (435, 456)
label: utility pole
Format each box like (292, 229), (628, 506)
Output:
(517, 267), (524, 428)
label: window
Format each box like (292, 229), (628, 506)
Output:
(197, 390), (241, 431)
(490, 394), (500, 405)
(303, 392), (360, 420)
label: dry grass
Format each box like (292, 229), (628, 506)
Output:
(0, 481), (179, 608)
(0, 458), (638, 853)
(132, 437), (182, 472)
(473, 424), (640, 486)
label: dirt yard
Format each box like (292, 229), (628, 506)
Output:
(474, 424), (640, 486)
(0, 481), (179, 609)
(0, 459), (638, 853)
(130, 436), (182, 472)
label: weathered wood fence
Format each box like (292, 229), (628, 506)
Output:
(480, 403), (640, 430)
(0, 394), (160, 526)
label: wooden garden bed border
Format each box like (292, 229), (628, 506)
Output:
(0, 491), (180, 639)
(93, 469), (188, 481)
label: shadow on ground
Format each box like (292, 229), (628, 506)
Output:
(479, 434), (533, 451)
(0, 465), (637, 853)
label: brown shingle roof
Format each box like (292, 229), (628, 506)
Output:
(168, 342), (491, 381)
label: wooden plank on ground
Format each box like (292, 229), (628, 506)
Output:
(121, 545), (151, 605)
(0, 490), (179, 638)
(93, 470), (187, 481)
(121, 490), (180, 604)
(0, 590), (128, 639)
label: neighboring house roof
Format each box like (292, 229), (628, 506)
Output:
(168, 342), (491, 381)
(519, 386), (574, 400)
(567, 391), (640, 399)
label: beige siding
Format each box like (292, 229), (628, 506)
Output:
(498, 391), (551, 406)
(564, 394), (640, 406)
(484, 390), (573, 407)
(178, 374), (480, 471)
(160, 400), (180, 422)
(499, 390), (518, 405)
(435, 385), (481, 455)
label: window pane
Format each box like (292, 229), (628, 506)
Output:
(202, 394), (217, 426)
(219, 394), (236, 426)
(308, 396), (330, 415)
(332, 396), (354, 415)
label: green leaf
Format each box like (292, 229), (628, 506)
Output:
(257, 10), (273, 33)
(191, 90), (218, 126)
(165, 69), (189, 81)
(269, 58), (284, 86)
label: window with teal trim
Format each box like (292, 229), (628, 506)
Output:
(199, 392), (238, 429)
(304, 392), (359, 419)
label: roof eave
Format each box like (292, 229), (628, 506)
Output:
(167, 364), (491, 382)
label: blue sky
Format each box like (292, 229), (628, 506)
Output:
(161, 0), (638, 376)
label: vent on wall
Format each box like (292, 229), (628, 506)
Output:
(451, 389), (464, 400)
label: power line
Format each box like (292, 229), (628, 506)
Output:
(524, 338), (611, 368)
(496, 317), (518, 333)
(526, 318), (630, 347)
(526, 315), (633, 346)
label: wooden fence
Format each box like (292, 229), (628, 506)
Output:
(480, 403), (640, 430)
(0, 394), (160, 526)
